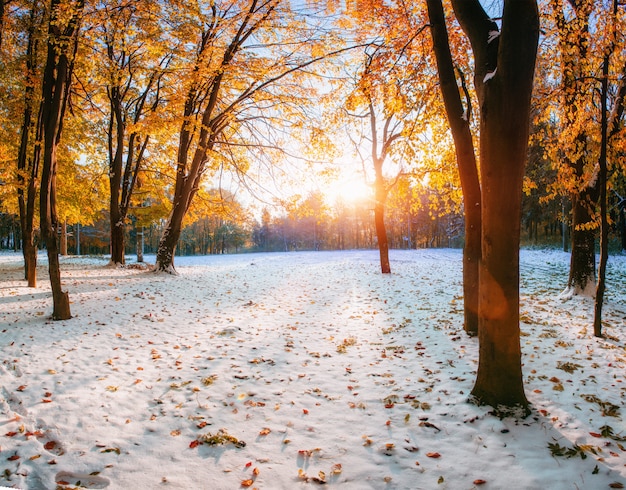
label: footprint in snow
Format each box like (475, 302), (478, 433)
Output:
(55, 471), (110, 489)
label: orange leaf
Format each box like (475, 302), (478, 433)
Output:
(259, 427), (271, 436)
(189, 440), (200, 449)
(245, 461), (252, 468)
(253, 467), (260, 476)
(303, 409), (309, 415)
(17, 385), (26, 392)
(44, 441), (56, 450)
(426, 452), (441, 458)
(56, 481), (70, 485)
(609, 483), (624, 489)
(7, 455), (20, 461)
(589, 432), (602, 438)
(241, 479), (254, 487)
(42, 399), (52, 403)
(473, 479), (487, 485)
(5, 432), (17, 437)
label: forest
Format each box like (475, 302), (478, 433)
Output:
(1, 0), (626, 486)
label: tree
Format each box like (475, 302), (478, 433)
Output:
(153, 0), (348, 273)
(594, 0), (626, 337)
(548, 0), (598, 296)
(89, 0), (168, 266)
(38, 0), (84, 320)
(426, 0), (481, 335)
(16, 1), (45, 287)
(439, 0), (539, 411)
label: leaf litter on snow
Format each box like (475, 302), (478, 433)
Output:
(0, 249), (625, 488)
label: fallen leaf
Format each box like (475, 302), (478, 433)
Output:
(589, 432), (602, 438)
(241, 479), (254, 487)
(427, 452), (441, 458)
(44, 441), (56, 450)
(5, 432), (17, 437)
(17, 385), (26, 392)
(245, 461), (252, 468)
(259, 427), (271, 436)
(609, 483), (624, 489)
(7, 454), (20, 461)
(473, 479), (487, 485)
(253, 467), (260, 476)
(189, 440), (200, 449)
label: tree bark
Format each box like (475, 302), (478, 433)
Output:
(38, 0), (84, 320)
(17, 4), (41, 288)
(426, 0), (481, 335)
(453, 0), (539, 412)
(567, 193), (596, 295)
(374, 179), (391, 274)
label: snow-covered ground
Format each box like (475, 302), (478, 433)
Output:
(0, 248), (625, 490)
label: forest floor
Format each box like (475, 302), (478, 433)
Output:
(0, 248), (625, 489)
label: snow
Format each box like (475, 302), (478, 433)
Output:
(483, 68), (497, 83)
(1, 248), (626, 490)
(487, 30), (500, 44)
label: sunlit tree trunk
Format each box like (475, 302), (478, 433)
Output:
(427, 0), (481, 336)
(452, 0), (539, 412)
(374, 174), (390, 274)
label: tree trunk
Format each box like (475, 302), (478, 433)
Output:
(374, 181), (391, 274)
(110, 212), (126, 266)
(453, 0), (539, 412)
(17, 5), (41, 288)
(155, 197), (190, 273)
(60, 219), (68, 255)
(566, 193), (596, 295)
(137, 226), (144, 262)
(594, 3), (615, 337)
(38, 0), (84, 320)
(426, 0), (481, 336)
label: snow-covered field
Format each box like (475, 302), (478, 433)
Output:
(0, 248), (625, 490)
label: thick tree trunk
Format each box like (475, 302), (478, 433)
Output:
(110, 214), (126, 266)
(427, 0), (481, 336)
(374, 183), (391, 274)
(38, 0), (83, 320)
(453, 0), (539, 413)
(40, 141), (71, 320)
(155, 197), (190, 273)
(566, 192), (596, 295)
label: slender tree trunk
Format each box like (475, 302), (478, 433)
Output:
(452, 0), (539, 412)
(136, 226), (144, 262)
(17, 4), (41, 288)
(427, 0), (481, 336)
(594, 1), (617, 337)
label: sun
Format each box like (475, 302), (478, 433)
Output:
(325, 176), (373, 206)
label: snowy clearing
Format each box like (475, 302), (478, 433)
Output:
(0, 248), (625, 489)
